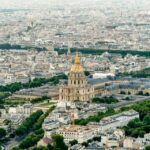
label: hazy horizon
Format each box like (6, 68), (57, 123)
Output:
(0, 0), (150, 10)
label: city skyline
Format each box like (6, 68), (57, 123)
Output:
(0, 0), (150, 149)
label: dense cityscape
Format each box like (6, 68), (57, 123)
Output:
(0, 0), (150, 50)
(0, 0), (150, 150)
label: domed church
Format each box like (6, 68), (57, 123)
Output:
(59, 51), (95, 101)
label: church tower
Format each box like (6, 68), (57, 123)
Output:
(68, 51), (87, 87)
(67, 47), (71, 56)
(59, 50), (94, 101)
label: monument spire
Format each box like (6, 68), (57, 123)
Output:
(74, 49), (80, 64)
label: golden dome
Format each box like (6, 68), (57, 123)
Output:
(70, 50), (84, 73)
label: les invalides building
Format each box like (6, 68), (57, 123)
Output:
(59, 51), (95, 101)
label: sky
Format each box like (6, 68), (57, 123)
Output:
(0, 0), (150, 10)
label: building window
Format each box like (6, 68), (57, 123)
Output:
(78, 80), (80, 84)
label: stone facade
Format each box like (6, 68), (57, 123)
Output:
(59, 51), (94, 101)
(56, 125), (99, 143)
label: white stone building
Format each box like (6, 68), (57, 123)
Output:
(89, 110), (139, 132)
(56, 125), (99, 143)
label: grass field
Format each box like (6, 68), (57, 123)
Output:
(5, 98), (26, 105)
(38, 102), (56, 107)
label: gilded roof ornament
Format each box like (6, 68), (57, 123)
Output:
(70, 50), (84, 73)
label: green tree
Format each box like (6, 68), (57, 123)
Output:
(128, 91), (131, 95)
(16, 110), (43, 136)
(131, 130), (139, 138)
(139, 130), (145, 138)
(125, 97), (130, 101)
(145, 93), (149, 96)
(123, 101), (150, 138)
(144, 115), (150, 125)
(19, 134), (41, 149)
(127, 118), (143, 128)
(0, 74), (67, 94)
(84, 71), (90, 76)
(11, 147), (22, 150)
(81, 142), (88, 147)
(0, 128), (6, 139)
(52, 134), (68, 150)
(47, 144), (53, 150)
(3, 119), (11, 125)
(145, 145), (150, 150)
(55, 48), (150, 58)
(93, 136), (101, 142)
(92, 97), (118, 104)
(69, 139), (78, 146)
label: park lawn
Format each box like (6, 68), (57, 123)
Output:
(38, 102), (56, 107)
(5, 98), (26, 105)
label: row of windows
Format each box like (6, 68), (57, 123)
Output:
(70, 80), (85, 85)
(59, 132), (79, 135)
(61, 89), (93, 95)
(69, 73), (84, 78)
(60, 95), (94, 101)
